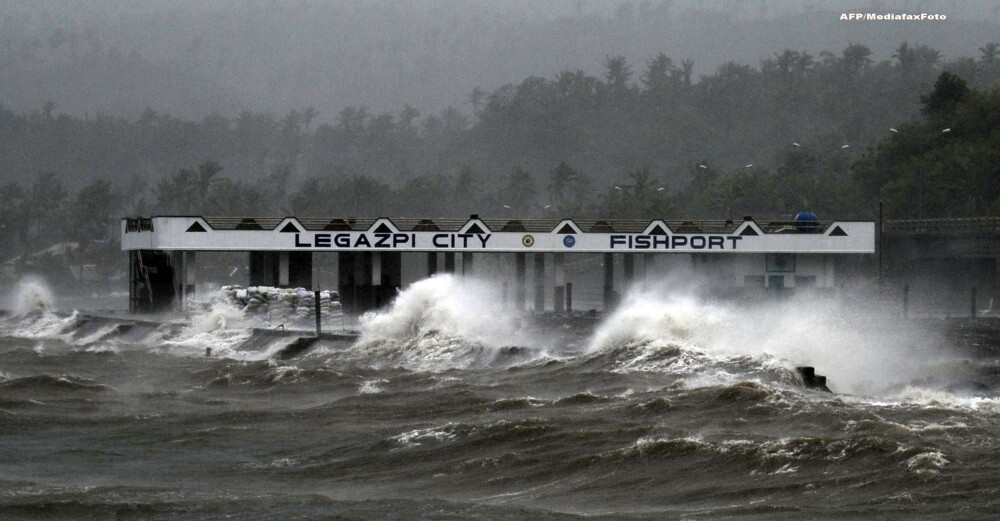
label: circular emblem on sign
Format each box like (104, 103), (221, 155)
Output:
(522, 234), (535, 247)
(563, 235), (576, 248)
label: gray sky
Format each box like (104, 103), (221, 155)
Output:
(1, 0), (997, 119)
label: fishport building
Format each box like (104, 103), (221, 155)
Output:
(121, 215), (875, 313)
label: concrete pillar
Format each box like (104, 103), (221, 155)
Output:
(427, 252), (438, 277)
(278, 251), (290, 286)
(376, 252), (402, 308)
(130, 250), (175, 313)
(249, 251), (279, 286)
(359, 252), (373, 310)
(185, 251), (197, 288)
(252, 251), (311, 289)
(603, 253), (615, 311)
(181, 251), (197, 310)
(372, 252), (382, 288)
(287, 252), (312, 288)
(444, 252), (456, 273)
(170, 251), (187, 310)
(337, 252), (363, 313)
(553, 253), (565, 312)
(643, 253), (654, 285)
(462, 252), (474, 276)
(824, 255), (835, 289)
(534, 253), (545, 311)
(515, 253), (526, 311)
(623, 254), (635, 288)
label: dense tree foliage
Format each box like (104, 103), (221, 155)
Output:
(4, 41), (1000, 284)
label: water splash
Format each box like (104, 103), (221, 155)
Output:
(351, 275), (539, 370)
(589, 286), (950, 396)
(10, 276), (55, 316)
(191, 300), (245, 333)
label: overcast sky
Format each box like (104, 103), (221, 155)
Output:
(1, 0), (998, 119)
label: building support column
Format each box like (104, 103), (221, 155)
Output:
(375, 252), (401, 308)
(444, 252), (456, 273)
(553, 253), (565, 312)
(603, 253), (615, 311)
(278, 251), (290, 287)
(623, 254), (635, 290)
(170, 251), (187, 311)
(515, 253), (526, 311)
(359, 252), (374, 310)
(534, 253), (546, 311)
(287, 252), (312, 288)
(427, 252), (438, 277)
(179, 251), (197, 310)
(249, 251), (279, 286)
(337, 252), (362, 313)
(643, 253), (654, 286)
(371, 252), (382, 290)
(827, 255), (836, 289)
(462, 252), (474, 276)
(131, 250), (174, 313)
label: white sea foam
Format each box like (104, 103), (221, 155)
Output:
(906, 450), (949, 476)
(161, 326), (253, 359)
(351, 275), (541, 371)
(391, 424), (460, 448)
(190, 300), (245, 333)
(6, 310), (79, 339)
(589, 285), (951, 396)
(359, 379), (386, 394)
(8, 276), (55, 316)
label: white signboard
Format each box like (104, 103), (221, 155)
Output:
(121, 217), (875, 254)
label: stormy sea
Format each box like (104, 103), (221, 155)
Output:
(1, 275), (999, 520)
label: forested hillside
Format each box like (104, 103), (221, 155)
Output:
(2, 41), (1000, 274)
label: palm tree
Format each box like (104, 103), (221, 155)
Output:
(547, 162), (579, 207)
(502, 166), (537, 209)
(983, 43), (1000, 62)
(195, 160), (223, 208)
(301, 106), (318, 132)
(604, 55), (632, 91)
(452, 166), (479, 214)
(467, 88), (487, 115)
(626, 168), (659, 201)
(680, 59), (694, 89)
(893, 41), (915, 70)
(841, 43), (873, 73)
(642, 53), (675, 93)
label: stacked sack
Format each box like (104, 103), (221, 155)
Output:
(294, 288), (313, 319)
(318, 290), (341, 317)
(217, 285), (343, 321)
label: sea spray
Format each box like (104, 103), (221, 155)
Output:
(9, 276), (55, 316)
(589, 284), (952, 396)
(155, 299), (254, 358)
(352, 274), (541, 370)
(191, 299), (246, 333)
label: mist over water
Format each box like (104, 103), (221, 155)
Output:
(1, 275), (1000, 519)
(7, 276), (55, 316)
(594, 284), (952, 396)
(352, 275), (548, 371)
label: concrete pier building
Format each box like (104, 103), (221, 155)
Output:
(121, 216), (875, 313)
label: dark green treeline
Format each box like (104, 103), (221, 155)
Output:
(3, 41), (1000, 270)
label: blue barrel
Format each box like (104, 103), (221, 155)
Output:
(794, 212), (819, 232)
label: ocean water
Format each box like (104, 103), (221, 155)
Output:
(1, 275), (999, 520)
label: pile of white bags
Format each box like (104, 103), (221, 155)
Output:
(220, 285), (342, 320)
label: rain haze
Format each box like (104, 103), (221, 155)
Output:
(3, 1), (1000, 520)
